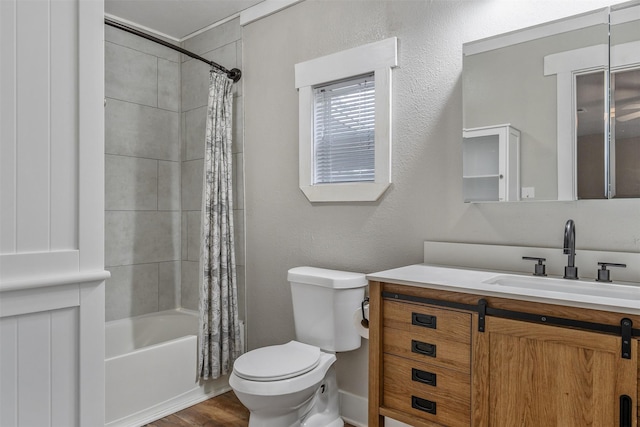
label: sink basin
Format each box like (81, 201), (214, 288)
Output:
(483, 274), (640, 300)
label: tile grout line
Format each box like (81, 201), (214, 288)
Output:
(156, 57), (159, 109)
(157, 263), (160, 312)
(157, 160), (159, 211)
(105, 95), (180, 114)
(105, 39), (180, 64)
(105, 152), (183, 162)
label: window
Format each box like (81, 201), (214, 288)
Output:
(295, 37), (398, 202)
(313, 74), (375, 185)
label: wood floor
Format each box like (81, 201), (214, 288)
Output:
(144, 391), (357, 427)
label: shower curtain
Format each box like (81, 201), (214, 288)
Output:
(198, 69), (242, 380)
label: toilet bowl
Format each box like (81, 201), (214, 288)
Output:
(230, 267), (367, 427)
(229, 341), (341, 427)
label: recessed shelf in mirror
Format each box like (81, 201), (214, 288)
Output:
(463, 124), (520, 202)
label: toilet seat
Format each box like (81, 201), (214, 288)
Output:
(233, 341), (320, 381)
(229, 350), (336, 398)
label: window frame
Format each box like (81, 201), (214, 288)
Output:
(295, 37), (398, 202)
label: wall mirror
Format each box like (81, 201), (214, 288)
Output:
(462, 2), (640, 202)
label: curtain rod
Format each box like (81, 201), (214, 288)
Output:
(104, 18), (242, 83)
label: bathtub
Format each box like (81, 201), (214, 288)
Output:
(105, 309), (232, 427)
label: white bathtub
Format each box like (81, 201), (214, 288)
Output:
(105, 309), (232, 427)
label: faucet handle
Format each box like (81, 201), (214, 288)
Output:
(523, 256), (547, 276)
(596, 262), (627, 282)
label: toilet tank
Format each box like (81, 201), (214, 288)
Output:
(288, 267), (367, 352)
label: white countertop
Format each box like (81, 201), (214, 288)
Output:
(367, 264), (640, 315)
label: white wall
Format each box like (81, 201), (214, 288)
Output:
(1, 0), (79, 253)
(241, 0), (639, 404)
(0, 0), (107, 424)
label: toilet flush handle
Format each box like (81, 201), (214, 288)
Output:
(361, 297), (369, 328)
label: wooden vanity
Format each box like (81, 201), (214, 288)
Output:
(368, 273), (640, 427)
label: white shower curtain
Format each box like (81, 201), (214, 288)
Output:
(198, 69), (242, 380)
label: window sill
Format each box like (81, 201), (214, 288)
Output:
(300, 182), (391, 203)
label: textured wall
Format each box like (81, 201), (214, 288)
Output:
(242, 0), (639, 400)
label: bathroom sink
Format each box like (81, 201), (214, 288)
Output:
(483, 274), (640, 300)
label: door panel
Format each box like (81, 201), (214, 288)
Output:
(482, 316), (637, 427)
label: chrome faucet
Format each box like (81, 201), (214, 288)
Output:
(563, 219), (578, 279)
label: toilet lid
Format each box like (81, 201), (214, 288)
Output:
(233, 341), (321, 381)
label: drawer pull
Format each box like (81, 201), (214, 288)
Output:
(411, 340), (436, 358)
(412, 396), (437, 414)
(620, 395), (631, 427)
(412, 368), (437, 386)
(412, 312), (437, 329)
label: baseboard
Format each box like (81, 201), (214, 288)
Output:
(106, 382), (231, 427)
(339, 390), (367, 427)
(338, 390), (415, 427)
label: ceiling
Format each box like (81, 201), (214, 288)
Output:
(105, 0), (264, 40)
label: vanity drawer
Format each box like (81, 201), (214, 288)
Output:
(383, 354), (470, 427)
(383, 327), (471, 373)
(383, 300), (471, 343)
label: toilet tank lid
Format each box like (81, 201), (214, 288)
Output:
(287, 267), (367, 289)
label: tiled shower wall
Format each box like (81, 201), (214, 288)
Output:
(104, 27), (182, 321)
(104, 19), (245, 322)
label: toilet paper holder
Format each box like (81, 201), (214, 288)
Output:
(361, 297), (370, 328)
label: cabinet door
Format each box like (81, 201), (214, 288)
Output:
(463, 125), (520, 202)
(474, 316), (637, 427)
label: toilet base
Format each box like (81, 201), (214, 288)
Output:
(243, 364), (343, 427)
(302, 414), (343, 427)
(247, 415), (343, 427)
(299, 364), (342, 427)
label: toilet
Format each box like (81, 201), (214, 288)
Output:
(229, 266), (367, 427)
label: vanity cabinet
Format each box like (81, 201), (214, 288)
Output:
(382, 300), (472, 426)
(368, 281), (640, 427)
(463, 124), (520, 202)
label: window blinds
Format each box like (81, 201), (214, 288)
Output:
(313, 74), (375, 184)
